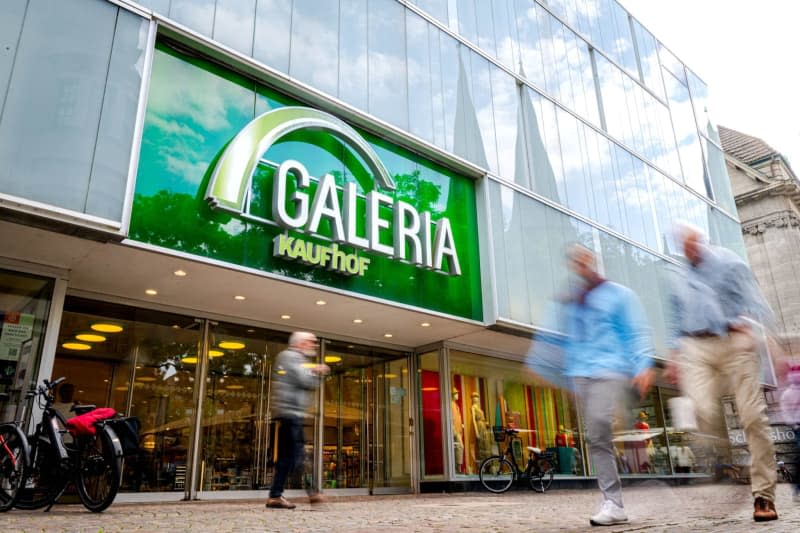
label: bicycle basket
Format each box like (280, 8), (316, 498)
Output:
(492, 426), (506, 442)
(106, 416), (141, 455)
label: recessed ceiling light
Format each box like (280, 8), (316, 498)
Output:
(91, 323), (123, 333)
(281, 314), (291, 320)
(145, 289), (158, 296)
(276, 369), (287, 375)
(353, 319), (363, 324)
(219, 341), (245, 350)
(384, 333), (393, 338)
(234, 295), (246, 301)
(324, 355), (342, 363)
(181, 356), (198, 364)
(226, 384), (244, 390)
(173, 269), (187, 277)
(136, 376), (157, 382)
(316, 300), (326, 306)
(75, 333), (106, 342)
(247, 329), (255, 333)
(62, 342), (91, 351)
(384, 373), (398, 379)
(420, 322), (431, 327)
(209, 349), (224, 357)
(172, 324), (180, 329)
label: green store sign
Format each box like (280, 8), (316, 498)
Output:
(130, 42), (482, 320)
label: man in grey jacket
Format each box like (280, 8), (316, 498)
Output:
(266, 331), (329, 509)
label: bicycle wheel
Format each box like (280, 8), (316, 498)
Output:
(75, 428), (120, 512)
(529, 457), (555, 493)
(0, 424), (27, 512)
(479, 456), (515, 493)
(15, 436), (69, 510)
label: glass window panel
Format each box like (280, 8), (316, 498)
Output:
(488, 181), (510, 318)
(0, 0), (27, 114)
(578, 38), (600, 126)
(339, 0), (368, 111)
(533, 90), (565, 204)
(418, 351), (443, 477)
(703, 140), (737, 215)
(520, 197), (556, 322)
(492, 0), (518, 69)
(663, 68), (707, 196)
(413, 0), (449, 24)
(429, 25), (447, 150)
(501, 187), (532, 324)
(513, 0), (546, 90)
(169, 0), (215, 36)
(0, 0), (116, 213)
(200, 323), (282, 491)
(659, 43), (686, 85)
(538, 8), (561, 104)
(490, 65), (518, 181)
(439, 33), (459, 154)
(631, 18), (664, 100)
(449, 350), (582, 475)
(86, 10), (148, 221)
(135, 0), (170, 13)
(289, 0), (339, 98)
(557, 108), (592, 219)
(52, 297), (201, 493)
(597, 136), (624, 234)
(253, 0), (292, 73)
(583, 126), (611, 228)
(474, 0), (497, 56)
(456, 0), (478, 44)
(368, 0), (408, 130)
(212, 0), (256, 56)
(0, 269), (53, 422)
(467, 51), (499, 173)
(406, 12), (434, 144)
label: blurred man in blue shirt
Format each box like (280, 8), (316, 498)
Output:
(664, 223), (778, 522)
(531, 244), (654, 526)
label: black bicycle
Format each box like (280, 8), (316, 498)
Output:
(0, 377), (126, 512)
(479, 427), (555, 493)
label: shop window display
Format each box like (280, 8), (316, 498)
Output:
(448, 350), (582, 476)
(419, 351), (443, 477)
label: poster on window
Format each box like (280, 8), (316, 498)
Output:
(0, 312), (35, 361)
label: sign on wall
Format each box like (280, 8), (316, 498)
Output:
(129, 42), (482, 320)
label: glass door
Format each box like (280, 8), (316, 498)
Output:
(321, 341), (410, 492)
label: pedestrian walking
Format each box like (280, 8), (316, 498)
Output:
(529, 244), (655, 526)
(663, 222), (779, 522)
(265, 331), (329, 509)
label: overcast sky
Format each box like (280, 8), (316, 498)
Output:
(619, 0), (800, 172)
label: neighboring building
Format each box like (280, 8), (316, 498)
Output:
(720, 126), (800, 359)
(0, 0), (748, 501)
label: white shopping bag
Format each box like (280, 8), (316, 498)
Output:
(668, 396), (698, 432)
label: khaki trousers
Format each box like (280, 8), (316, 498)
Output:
(680, 332), (776, 501)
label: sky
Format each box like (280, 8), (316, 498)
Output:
(619, 0), (800, 172)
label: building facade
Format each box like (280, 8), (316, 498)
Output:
(0, 0), (749, 501)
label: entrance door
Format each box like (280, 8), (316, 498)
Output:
(321, 341), (411, 493)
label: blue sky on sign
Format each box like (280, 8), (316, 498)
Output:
(620, 0), (800, 172)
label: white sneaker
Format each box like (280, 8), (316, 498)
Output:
(590, 499), (628, 526)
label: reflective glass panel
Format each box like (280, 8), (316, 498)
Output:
(289, 0), (339, 98)
(0, 269), (53, 422)
(253, 0), (293, 73)
(368, 0), (408, 130)
(212, 0), (256, 56)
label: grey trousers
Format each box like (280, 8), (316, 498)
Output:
(574, 376), (628, 508)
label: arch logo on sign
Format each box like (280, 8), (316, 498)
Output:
(205, 107), (461, 277)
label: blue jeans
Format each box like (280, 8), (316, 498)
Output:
(269, 416), (312, 498)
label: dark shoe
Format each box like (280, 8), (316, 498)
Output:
(753, 497), (777, 522)
(308, 493), (327, 504)
(266, 496), (296, 509)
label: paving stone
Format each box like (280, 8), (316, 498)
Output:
(2, 483), (798, 532)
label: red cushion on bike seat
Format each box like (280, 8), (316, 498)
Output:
(66, 408), (117, 436)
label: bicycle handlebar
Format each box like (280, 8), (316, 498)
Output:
(43, 377), (66, 390)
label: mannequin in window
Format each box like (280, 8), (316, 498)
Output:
(451, 388), (464, 474)
(471, 392), (493, 464)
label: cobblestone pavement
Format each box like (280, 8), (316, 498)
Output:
(3, 482), (798, 533)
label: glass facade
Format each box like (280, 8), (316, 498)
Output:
(0, 0), (148, 223)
